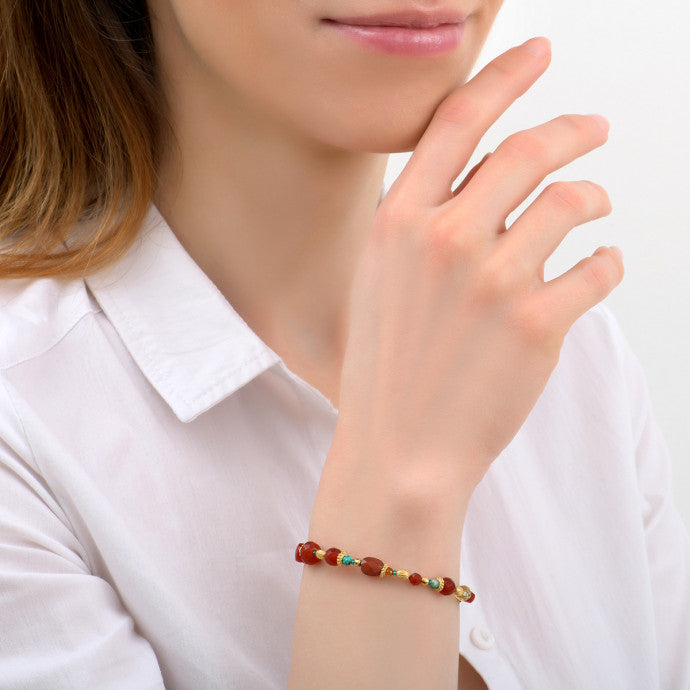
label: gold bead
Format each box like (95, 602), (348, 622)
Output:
(396, 569), (410, 580)
(421, 577), (429, 585)
(454, 585), (471, 602)
(354, 559), (361, 567)
(436, 577), (444, 594)
(315, 550), (326, 560)
(336, 551), (348, 566)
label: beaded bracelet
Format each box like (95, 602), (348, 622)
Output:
(295, 541), (475, 604)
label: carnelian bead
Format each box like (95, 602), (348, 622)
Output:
(409, 573), (423, 586)
(441, 577), (456, 595)
(360, 557), (384, 576)
(466, 591), (475, 603)
(383, 566), (394, 577)
(300, 541), (321, 565)
(295, 543), (304, 562)
(324, 548), (341, 566)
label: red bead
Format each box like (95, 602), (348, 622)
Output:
(300, 541), (321, 565)
(409, 573), (423, 586)
(441, 577), (456, 595)
(466, 591), (475, 603)
(360, 557), (384, 577)
(324, 548), (341, 566)
(295, 543), (304, 562)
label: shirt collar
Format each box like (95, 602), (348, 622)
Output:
(84, 204), (281, 423)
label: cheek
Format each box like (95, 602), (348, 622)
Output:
(165, 1), (317, 114)
(165, 1), (277, 76)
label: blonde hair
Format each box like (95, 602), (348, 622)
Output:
(0, 1), (163, 279)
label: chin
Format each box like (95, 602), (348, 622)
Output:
(297, 88), (455, 155)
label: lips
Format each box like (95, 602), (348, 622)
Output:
(323, 9), (469, 29)
(321, 8), (469, 57)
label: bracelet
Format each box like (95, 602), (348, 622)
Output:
(295, 541), (475, 604)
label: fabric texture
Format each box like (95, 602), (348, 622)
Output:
(0, 204), (688, 689)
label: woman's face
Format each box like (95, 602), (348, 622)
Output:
(148, 1), (504, 153)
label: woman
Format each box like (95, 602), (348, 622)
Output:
(1, 1), (688, 688)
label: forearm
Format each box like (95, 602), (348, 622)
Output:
(288, 443), (474, 689)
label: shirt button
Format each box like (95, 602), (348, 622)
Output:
(470, 626), (495, 650)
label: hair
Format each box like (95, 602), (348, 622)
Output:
(0, 0), (162, 280)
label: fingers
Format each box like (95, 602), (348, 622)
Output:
(452, 153), (491, 197)
(541, 246), (624, 329)
(497, 180), (612, 272)
(456, 113), (610, 233)
(391, 37), (552, 208)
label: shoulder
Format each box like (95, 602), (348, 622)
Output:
(0, 277), (99, 371)
(0, 277), (101, 462)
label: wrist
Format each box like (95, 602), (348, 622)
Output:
(309, 443), (475, 572)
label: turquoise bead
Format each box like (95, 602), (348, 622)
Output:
(429, 578), (440, 590)
(342, 556), (354, 565)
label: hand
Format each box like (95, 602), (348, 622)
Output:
(332, 37), (623, 494)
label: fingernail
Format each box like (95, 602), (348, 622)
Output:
(522, 37), (551, 58)
(609, 245), (624, 260)
(588, 114), (610, 133)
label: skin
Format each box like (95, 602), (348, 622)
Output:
(148, 0), (504, 406)
(146, 2), (623, 687)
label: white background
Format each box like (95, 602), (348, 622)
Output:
(384, 0), (690, 530)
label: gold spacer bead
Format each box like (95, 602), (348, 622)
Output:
(436, 577), (444, 594)
(421, 577), (429, 586)
(336, 551), (348, 566)
(396, 569), (410, 580)
(315, 550), (326, 560)
(354, 559), (361, 567)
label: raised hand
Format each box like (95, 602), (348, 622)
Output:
(333, 37), (622, 493)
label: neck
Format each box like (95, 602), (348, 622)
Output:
(154, 77), (389, 369)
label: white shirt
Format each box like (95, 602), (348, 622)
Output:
(0, 204), (688, 689)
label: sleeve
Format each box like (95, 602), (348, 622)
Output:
(0, 377), (166, 689)
(601, 305), (690, 689)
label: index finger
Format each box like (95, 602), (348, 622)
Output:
(390, 37), (552, 209)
